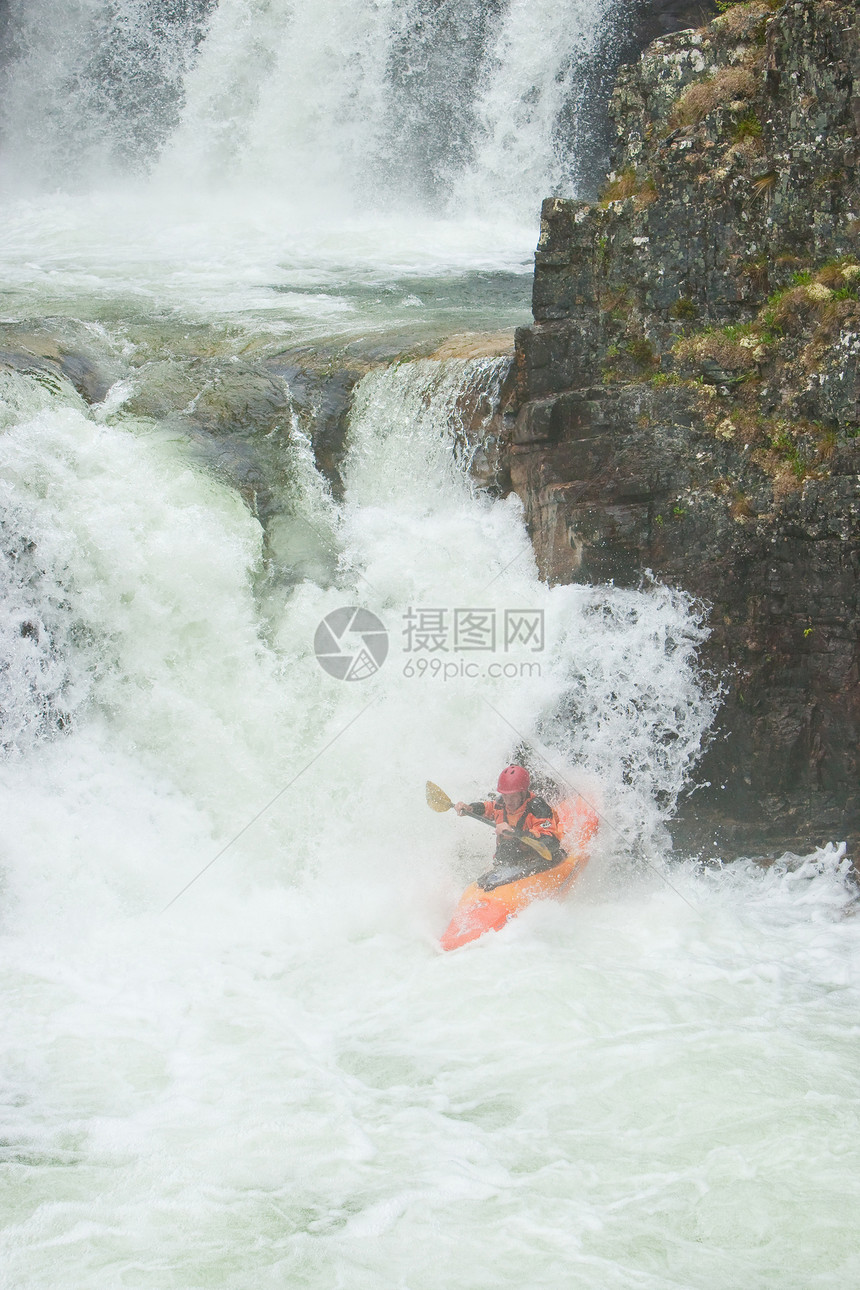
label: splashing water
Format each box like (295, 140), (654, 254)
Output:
(0, 0), (212, 185)
(0, 0), (622, 332)
(2, 0), (617, 212)
(0, 2), (858, 1286)
(0, 356), (857, 1288)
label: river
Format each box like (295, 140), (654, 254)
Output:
(0, 2), (857, 1287)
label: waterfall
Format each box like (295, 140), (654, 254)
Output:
(0, 0), (618, 211)
(0, 355), (718, 871)
(0, 356), (856, 1289)
(1, 4), (859, 1285)
(0, 0), (214, 186)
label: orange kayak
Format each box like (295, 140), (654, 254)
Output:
(439, 797), (599, 951)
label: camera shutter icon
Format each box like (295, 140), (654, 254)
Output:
(314, 607), (389, 681)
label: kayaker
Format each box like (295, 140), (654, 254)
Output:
(455, 764), (565, 876)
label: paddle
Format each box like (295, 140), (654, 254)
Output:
(425, 781), (553, 863)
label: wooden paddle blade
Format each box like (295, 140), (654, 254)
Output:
(426, 781), (453, 813)
(518, 834), (553, 863)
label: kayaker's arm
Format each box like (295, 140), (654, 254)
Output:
(458, 799), (514, 838)
(455, 800), (493, 817)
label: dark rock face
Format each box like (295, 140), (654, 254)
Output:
(507, 0), (860, 859)
(640, 0), (719, 35)
(567, 0), (720, 193)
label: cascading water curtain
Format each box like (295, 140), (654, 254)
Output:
(0, 0), (215, 187)
(1, 0), (620, 208)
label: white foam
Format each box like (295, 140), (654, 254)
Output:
(0, 358), (856, 1289)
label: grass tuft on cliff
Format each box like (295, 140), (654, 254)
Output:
(598, 169), (659, 210)
(713, 0), (780, 40)
(670, 66), (758, 127)
(663, 256), (860, 489)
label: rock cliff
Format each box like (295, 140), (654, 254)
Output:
(508, 0), (859, 859)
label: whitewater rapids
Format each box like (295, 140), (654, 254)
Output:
(0, 350), (857, 1290)
(0, 0), (858, 1285)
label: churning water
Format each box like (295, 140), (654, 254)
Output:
(1, 0), (616, 207)
(0, 338), (857, 1290)
(0, 2), (858, 1287)
(0, 0), (621, 341)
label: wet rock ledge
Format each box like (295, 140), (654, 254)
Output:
(507, 0), (859, 859)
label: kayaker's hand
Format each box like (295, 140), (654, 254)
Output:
(455, 801), (471, 816)
(495, 820), (513, 837)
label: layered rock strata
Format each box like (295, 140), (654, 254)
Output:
(508, 0), (860, 858)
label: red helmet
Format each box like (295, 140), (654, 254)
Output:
(497, 764), (530, 793)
